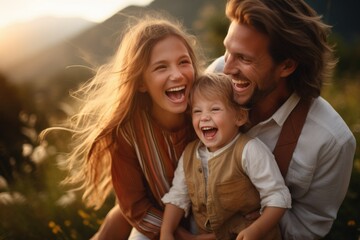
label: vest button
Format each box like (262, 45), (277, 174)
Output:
(198, 167), (203, 173)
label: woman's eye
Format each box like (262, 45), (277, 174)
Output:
(154, 65), (166, 71)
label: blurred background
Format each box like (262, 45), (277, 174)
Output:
(0, 0), (359, 239)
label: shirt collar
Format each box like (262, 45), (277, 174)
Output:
(196, 133), (241, 159)
(258, 93), (300, 127)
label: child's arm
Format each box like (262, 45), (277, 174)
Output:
(236, 207), (285, 240)
(160, 203), (185, 240)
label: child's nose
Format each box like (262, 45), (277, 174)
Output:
(200, 114), (210, 121)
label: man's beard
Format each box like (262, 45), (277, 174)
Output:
(246, 84), (277, 109)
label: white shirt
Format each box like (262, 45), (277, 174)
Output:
(207, 56), (356, 239)
(162, 134), (292, 217)
(249, 93), (356, 239)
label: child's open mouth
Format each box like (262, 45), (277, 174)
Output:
(201, 127), (217, 139)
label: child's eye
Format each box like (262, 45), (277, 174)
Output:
(179, 58), (191, 65)
(212, 107), (221, 112)
(192, 109), (201, 114)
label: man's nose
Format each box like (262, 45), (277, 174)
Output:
(223, 55), (236, 75)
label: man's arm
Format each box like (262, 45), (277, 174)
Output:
(281, 128), (356, 239)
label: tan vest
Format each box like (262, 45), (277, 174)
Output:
(183, 135), (281, 240)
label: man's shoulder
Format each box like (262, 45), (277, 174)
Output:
(206, 56), (225, 73)
(306, 96), (354, 144)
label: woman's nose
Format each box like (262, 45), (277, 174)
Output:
(169, 67), (182, 81)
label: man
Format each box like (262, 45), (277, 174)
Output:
(207, 0), (356, 239)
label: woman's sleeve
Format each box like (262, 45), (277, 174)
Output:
(111, 134), (163, 239)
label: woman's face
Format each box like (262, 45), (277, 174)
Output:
(141, 35), (195, 119)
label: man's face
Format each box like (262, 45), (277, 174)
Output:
(223, 21), (285, 107)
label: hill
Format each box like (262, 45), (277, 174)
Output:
(0, 16), (94, 72)
(2, 0), (225, 83)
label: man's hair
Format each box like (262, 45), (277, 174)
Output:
(226, 0), (337, 98)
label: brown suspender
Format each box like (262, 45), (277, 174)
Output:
(273, 98), (312, 178)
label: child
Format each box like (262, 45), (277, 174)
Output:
(161, 73), (291, 240)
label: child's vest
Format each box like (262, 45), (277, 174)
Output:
(183, 134), (281, 240)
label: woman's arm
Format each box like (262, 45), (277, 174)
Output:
(111, 135), (163, 239)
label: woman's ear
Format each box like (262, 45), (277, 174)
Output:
(138, 81), (147, 93)
(279, 59), (298, 78)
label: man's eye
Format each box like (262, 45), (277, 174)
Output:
(238, 55), (251, 63)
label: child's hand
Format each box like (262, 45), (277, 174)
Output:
(194, 233), (217, 240)
(236, 225), (263, 240)
(160, 233), (175, 240)
(174, 227), (216, 240)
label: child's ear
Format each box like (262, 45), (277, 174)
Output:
(235, 108), (248, 127)
(279, 58), (298, 78)
(138, 81), (147, 93)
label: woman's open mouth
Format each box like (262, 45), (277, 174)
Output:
(166, 86), (186, 103)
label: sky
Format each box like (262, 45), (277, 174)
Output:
(0, 0), (153, 29)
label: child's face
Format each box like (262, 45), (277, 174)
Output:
(191, 92), (244, 152)
(141, 35), (195, 119)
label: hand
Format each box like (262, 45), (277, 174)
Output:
(160, 233), (175, 240)
(193, 233), (216, 240)
(174, 227), (216, 240)
(236, 226), (262, 240)
(244, 210), (260, 221)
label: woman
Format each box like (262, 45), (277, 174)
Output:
(43, 14), (214, 240)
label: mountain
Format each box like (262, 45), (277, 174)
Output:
(1, 0), (225, 83)
(0, 16), (95, 72)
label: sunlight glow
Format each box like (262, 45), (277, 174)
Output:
(0, 0), (153, 29)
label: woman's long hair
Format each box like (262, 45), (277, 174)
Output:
(42, 13), (203, 209)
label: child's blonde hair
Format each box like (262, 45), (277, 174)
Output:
(190, 73), (244, 111)
(44, 14), (204, 209)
